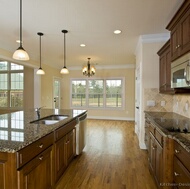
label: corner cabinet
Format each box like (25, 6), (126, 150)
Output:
(166, 1), (190, 61)
(157, 40), (174, 94)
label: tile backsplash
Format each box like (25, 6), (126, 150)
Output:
(144, 88), (190, 118)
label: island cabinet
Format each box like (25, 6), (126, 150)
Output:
(166, 1), (190, 61)
(54, 119), (76, 183)
(173, 141), (190, 188)
(146, 118), (174, 188)
(17, 132), (54, 189)
(157, 40), (174, 94)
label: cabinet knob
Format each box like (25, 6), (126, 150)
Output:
(175, 149), (180, 154)
(39, 155), (43, 161)
(39, 143), (44, 148)
(174, 172), (180, 177)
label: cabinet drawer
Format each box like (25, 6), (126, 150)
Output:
(174, 141), (190, 172)
(173, 156), (190, 186)
(16, 132), (54, 169)
(55, 119), (77, 141)
(155, 129), (163, 147)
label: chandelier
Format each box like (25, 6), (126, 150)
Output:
(82, 58), (96, 77)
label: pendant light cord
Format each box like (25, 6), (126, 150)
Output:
(64, 32), (66, 67)
(20, 0), (22, 47)
(40, 34), (42, 68)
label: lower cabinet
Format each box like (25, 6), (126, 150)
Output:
(149, 132), (163, 186)
(18, 146), (53, 189)
(55, 130), (76, 183)
(146, 118), (174, 189)
(54, 120), (76, 183)
(173, 141), (190, 188)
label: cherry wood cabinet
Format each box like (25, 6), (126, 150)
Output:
(166, 1), (190, 61)
(54, 119), (76, 183)
(146, 117), (174, 189)
(157, 40), (174, 94)
(173, 141), (190, 188)
(18, 146), (53, 189)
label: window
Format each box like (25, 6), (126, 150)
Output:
(71, 78), (124, 109)
(0, 61), (24, 108)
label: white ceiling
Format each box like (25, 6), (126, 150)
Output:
(0, 0), (184, 69)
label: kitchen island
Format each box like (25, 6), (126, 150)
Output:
(0, 109), (87, 189)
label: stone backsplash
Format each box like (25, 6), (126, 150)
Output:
(144, 88), (190, 118)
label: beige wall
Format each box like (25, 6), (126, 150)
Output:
(61, 67), (135, 120)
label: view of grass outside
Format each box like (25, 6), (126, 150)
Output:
(0, 61), (24, 108)
(71, 79), (123, 108)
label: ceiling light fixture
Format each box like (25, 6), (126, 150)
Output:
(82, 58), (96, 77)
(13, 0), (29, 61)
(80, 44), (86, 47)
(36, 32), (45, 75)
(114, 30), (122, 34)
(60, 30), (69, 74)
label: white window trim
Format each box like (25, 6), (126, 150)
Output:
(70, 77), (125, 110)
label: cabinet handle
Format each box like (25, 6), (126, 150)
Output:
(39, 143), (44, 148)
(178, 44), (180, 48)
(174, 172), (180, 177)
(39, 155), (43, 161)
(175, 149), (180, 154)
(152, 145), (156, 150)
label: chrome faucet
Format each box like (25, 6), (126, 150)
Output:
(35, 106), (45, 119)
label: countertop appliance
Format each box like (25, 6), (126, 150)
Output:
(171, 52), (190, 88)
(75, 113), (87, 155)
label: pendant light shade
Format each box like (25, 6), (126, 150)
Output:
(60, 30), (69, 74)
(13, 0), (29, 61)
(82, 58), (96, 77)
(36, 32), (45, 75)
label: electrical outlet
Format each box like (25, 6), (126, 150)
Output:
(161, 101), (165, 107)
(185, 102), (189, 111)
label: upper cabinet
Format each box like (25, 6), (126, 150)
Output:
(166, 1), (190, 61)
(157, 40), (175, 94)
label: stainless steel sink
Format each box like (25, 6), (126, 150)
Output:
(30, 115), (68, 125)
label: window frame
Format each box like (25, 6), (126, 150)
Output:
(70, 77), (125, 110)
(0, 60), (24, 110)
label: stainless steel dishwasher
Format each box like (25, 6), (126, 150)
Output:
(75, 113), (87, 155)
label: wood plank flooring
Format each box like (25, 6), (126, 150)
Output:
(56, 119), (157, 189)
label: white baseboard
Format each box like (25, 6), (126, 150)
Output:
(139, 142), (147, 150)
(87, 116), (135, 121)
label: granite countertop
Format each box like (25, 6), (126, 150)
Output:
(145, 111), (190, 152)
(0, 109), (87, 153)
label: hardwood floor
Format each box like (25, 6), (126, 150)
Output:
(55, 119), (157, 189)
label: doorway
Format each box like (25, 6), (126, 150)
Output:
(53, 78), (61, 109)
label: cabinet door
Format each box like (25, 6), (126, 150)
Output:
(155, 140), (163, 185)
(171, 25), (180, 61)
(149, 133), (155, 173)
(66, 129), (76, 165)
(180, 8), (190, 56)
(159, 55), (166, 92)
(18, 146), (53, 189)
(54, 136), (67, 183)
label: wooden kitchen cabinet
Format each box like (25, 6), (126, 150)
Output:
(17, 133), (54, 189)
(157, 40), (174, 94)
(18, 146), (53, 189)
(173, 141), (190, 188)
(148, 125), (163, 186)
(166, 1), (190, 61)
(54, 119), (76, 183)
(146, 117), (174, 188)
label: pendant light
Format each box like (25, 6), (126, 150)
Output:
(13, 0), (29, 60)
(36, 32), (45, 75)
(60, 30), (69, 74)
(82, 58), (96, 77)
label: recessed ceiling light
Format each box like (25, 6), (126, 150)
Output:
(80, 44), (86, 47)
(114, 30), (122, 34)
